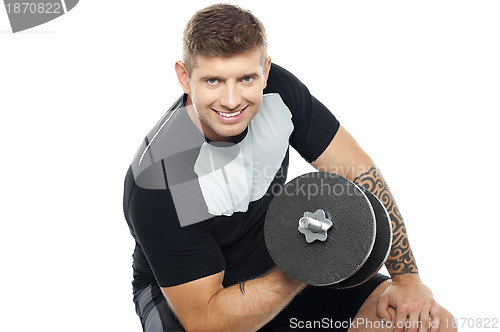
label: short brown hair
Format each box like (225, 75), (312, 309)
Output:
(183, 4), (268, 75)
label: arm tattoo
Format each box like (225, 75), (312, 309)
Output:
(353, 166), (418, 275)
(239, 281), (246, 295)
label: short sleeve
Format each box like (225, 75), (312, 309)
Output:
(126, 175), (225, 287)
(264, 64), (340, 162)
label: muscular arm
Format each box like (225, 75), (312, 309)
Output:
(312, 125), (449, 330)
(352, 166), (418, 275)
(162, 268), (305, 332)
(311, 125), (418, 277)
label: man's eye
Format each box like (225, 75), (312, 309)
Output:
(242, 77), (254, 83)
(207, 78), (219, 85)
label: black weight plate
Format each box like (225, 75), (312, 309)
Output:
(329, 188), (393, 288)
(264, 172), (376, 286)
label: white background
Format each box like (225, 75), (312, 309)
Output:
(1, 1), (499, 331)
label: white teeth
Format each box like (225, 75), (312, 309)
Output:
(217, 110), (241, 118)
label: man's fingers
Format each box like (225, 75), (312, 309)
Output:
(394, 305), (409, 332)
(377, 295), (392, 322)
(429, 304), (441, 332)
(419, 304), (432, 332)
(407, 309), (420, 332)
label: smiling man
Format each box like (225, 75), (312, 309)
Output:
(123, 4), (456, 332)
(179, 49), (267, 142)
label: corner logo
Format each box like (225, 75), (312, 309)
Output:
(3, 0), (78, 33)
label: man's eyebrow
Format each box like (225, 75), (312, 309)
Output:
(198, 75), (224, 81)
(198, 72), (261, 81)
(237, 72), (260, 80)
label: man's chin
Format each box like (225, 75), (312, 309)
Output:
(212, 125), (248, 142)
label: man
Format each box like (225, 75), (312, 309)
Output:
(123, 4), (456, 332)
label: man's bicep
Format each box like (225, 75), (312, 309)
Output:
(162, 271), (225, 329)
(311, 125), (374, 181)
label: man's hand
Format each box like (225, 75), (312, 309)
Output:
(378, 274), (440, 332)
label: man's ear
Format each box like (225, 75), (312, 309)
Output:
(175, 61), (191, 94)
(263, 56), (272, 89)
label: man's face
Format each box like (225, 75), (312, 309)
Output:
(179, 49), (271, 142)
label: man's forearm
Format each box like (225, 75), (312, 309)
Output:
(199, 268), (305, 332)
(353, 166), (419, 276)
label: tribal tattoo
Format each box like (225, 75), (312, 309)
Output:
(353, 166), (418, 275)
(239, 281), (246, 295)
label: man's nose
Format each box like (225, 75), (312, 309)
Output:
(220, 84), (242, 110)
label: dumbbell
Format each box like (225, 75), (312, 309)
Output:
(264, 172), (392, 288)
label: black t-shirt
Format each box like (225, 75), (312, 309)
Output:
(123, 64), (340, 290)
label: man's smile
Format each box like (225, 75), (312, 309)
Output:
(212, 106), (248, 122)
